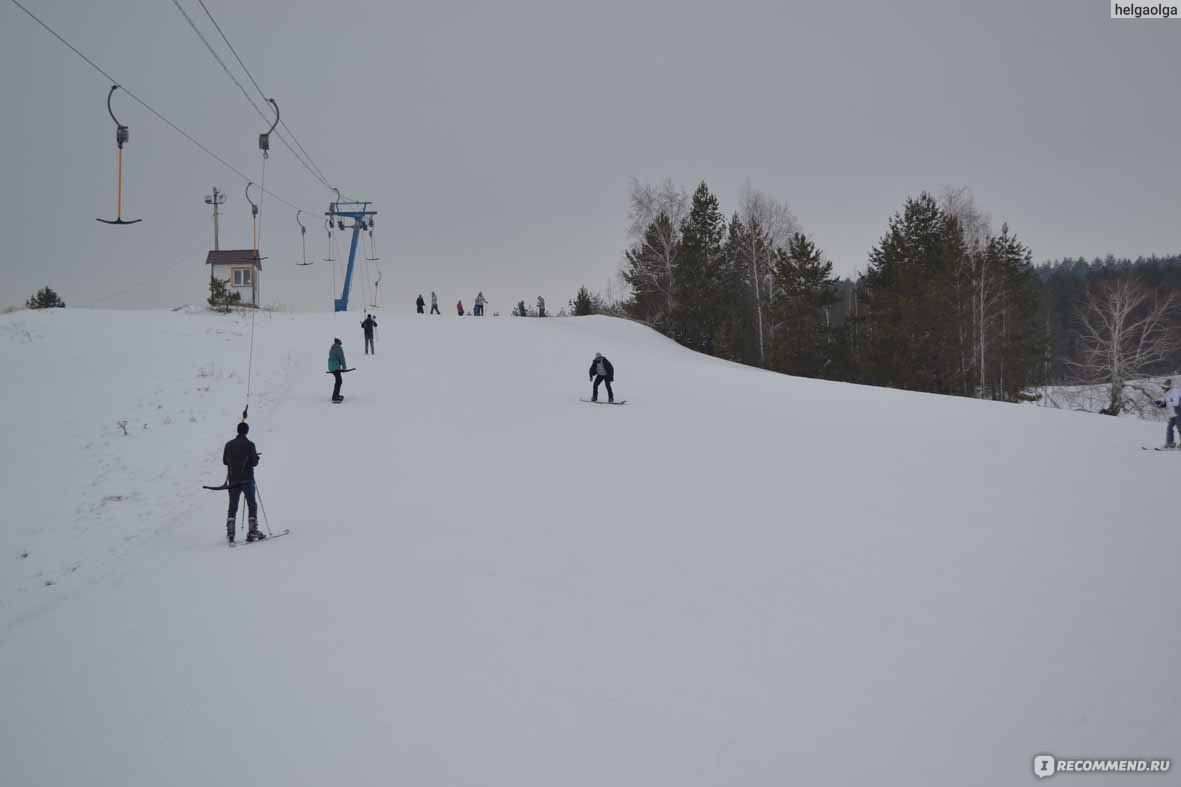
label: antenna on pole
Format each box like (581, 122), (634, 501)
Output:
(204, 187), (226, 250)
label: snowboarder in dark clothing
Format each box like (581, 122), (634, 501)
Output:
(329, 338), (347, 402)
(589, 352), (615, 402)
(223, 422), (264, 543)
(361, 314), (377, 355)
(416, 294), (425, 314)
(430, 291), (440, 314)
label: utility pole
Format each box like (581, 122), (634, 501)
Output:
(204, 187), (226, 250)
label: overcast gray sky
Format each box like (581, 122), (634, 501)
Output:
(1, 0), (1177, 312)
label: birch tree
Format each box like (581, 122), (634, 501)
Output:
(623, 179), (689, 323)
(1069, 278), (1179, 415)
(739, 182), (799, 366)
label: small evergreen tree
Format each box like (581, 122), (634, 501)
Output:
(207, 276), (241, 313)
(571, 286), (594, 316)
(26, 287), (65, 309)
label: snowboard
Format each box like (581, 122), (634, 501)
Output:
(580, 398), (627, 405)
(229, 529), (291, 547)
(331, 397), (344, 404)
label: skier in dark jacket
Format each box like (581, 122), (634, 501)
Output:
(416, 294), (425, 314)
(223, 422), (264, 543)
(329, 338), (347, 402)
(588, 352), (615, 402)
(361, 314), (377, 355)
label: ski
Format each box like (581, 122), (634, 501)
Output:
(580, 398), (627, 405)
(228, 529), (291, 547)
(1142, 446), (1180, 452)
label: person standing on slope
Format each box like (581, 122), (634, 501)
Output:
(329, 338), (347, 402)
(588, 352), (615, 403)
(361, 313), (378, 355)
(457, 299), (465, 316)
(1155, 378), (1181, 448)
(416, 294), (425, 314)
(430, 291), (440, 314)
(474, 292), (487, 316)
(537, 296), (546, 318)
(223, 421), (264, 543)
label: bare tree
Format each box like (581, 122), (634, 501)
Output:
(739, 181), (800, 366)
(624, 178), (689, 320)
(941, 186), (995, 396)
(1068, 277), (1179, 415)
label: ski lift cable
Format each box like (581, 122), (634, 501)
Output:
(169, 0), (328, 191)
(5, 0), (315, 215)
(166, 0), (333, 194)
(193, 0), (334, 189)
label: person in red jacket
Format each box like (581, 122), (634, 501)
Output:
(457, 300), (465, 316)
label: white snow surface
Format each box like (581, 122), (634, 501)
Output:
(1, 308), (1178, 786)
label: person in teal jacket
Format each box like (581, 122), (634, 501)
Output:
(328, 338), (347, 402)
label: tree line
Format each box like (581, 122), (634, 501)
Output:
(614, 179), (1181, 410)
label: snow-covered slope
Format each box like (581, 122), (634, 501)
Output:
(1, 308), (1177, 786)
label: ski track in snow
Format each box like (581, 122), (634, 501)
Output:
(1, 308), (1179, 787)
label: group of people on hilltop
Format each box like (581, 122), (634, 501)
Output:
(413, 291), (490, 316)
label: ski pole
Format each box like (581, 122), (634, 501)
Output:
(253, 481), (274, 536)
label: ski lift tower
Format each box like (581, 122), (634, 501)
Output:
(328, 198), (376, 312)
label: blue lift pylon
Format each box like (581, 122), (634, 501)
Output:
(328, 198), (377, 312)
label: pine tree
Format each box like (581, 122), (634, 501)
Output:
(769, 233), (841, 378)
(207, 276), (241, 313)
(571, 286), (594, 316)
(670, 182), (726, 353)
(623, 213), (678, 327)
(713, 213), (759, 364)
(859, 193), (962, 393)
(26, 286), (65, 309)
(980, 224), (1043, 400)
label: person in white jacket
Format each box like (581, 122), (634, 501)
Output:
(1155, 378), (1181, 448)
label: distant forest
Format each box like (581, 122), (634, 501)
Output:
(600, 179), (1180, 413)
